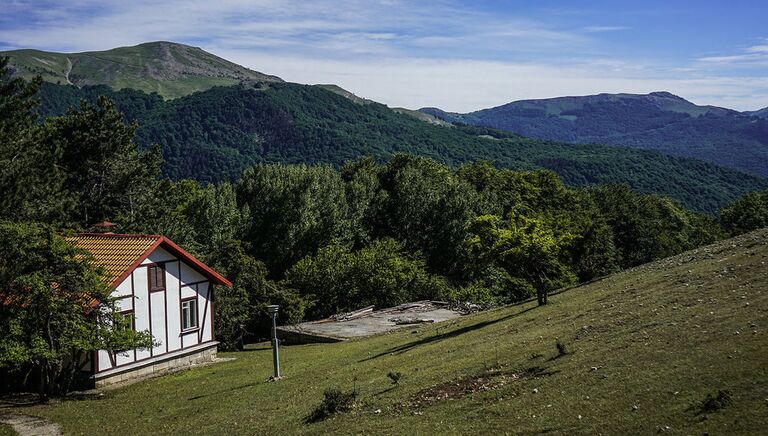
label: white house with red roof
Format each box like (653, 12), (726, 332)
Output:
(68, 233), (231, 387)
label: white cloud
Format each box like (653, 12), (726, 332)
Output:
(698, 38), (768, 65)
(581, 26), (629, 33)
(212, 50), (768, 112)
(1, 1), (766, 111)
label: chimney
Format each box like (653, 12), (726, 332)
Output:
(92, 221), (118, 234)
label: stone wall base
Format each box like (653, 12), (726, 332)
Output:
(94, 344), (218, 388)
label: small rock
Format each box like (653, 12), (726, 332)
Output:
(632, 405), (639, 411)
(532, 388), (539, 394)
(374, 409), (381, 414)
(578, 415), (582, 420)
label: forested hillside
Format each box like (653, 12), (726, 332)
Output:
(36, 82), (768, 213)
(421, 92), (768, 177)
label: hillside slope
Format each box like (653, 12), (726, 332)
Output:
(19, 228), (768, 434)
(1, 41), (282, 98)
(35, 82), (768, 213)
(421, 92), (768, 178)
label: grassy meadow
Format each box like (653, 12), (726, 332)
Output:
(13, 229), (768, 435)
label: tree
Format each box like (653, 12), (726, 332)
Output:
(284, 239), (447, 319)
(39, 96), (162, 227)
(588, 185), (722, 268)
(0, 221), (152, 396)
(236, 164), (351, 276)
(720, 190), (768, 235)
(467, 214), (576, 306)
(375, 155), (479, 276)
(0, 57), (65, 223)
(208, 240), (305, 349)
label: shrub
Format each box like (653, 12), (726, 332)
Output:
(698, 390), (732, 415)
(387, 371), (402, 385)
(305, 388), (357, 423)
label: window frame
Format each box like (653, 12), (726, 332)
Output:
(148, 264), (166, 292)
(118, 309), (135, 331)
(180, 296), (199, 332)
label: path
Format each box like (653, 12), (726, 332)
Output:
(64, 58), (73, 85)
(0, 414), (61, 436)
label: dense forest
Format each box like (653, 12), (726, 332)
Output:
(35, 82), (768, 214)
(2, 58), (768, 394)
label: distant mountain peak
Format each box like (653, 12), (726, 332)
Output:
(647, 91), (681, 98)
(1, 41), (282, 99)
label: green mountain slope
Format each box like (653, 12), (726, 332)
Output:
(2, 41), (282, 99)
(747, 107), (768, 118)
(16, 229), (768, 434)
(421, 92), (768, 177)
(36, 82), (768, 213)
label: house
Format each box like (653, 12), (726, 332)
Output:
(67, 233), (231, 387)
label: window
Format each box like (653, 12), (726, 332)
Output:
(149, 265), (165, 291)
(181, 298), (198, 331)
(119, 311), (135, 331)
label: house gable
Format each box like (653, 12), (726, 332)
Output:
(66, 233), (230, 386)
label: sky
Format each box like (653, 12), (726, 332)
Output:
(1, 0), (767, 112)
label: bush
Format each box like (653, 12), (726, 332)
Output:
(305, 388), (357, 423)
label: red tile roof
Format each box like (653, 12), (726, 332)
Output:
(67, 234), (232, 288)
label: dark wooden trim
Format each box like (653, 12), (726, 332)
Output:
(199, 286), (210, 343)
(136, 260), (172, 269)
(93, 350), (99, 375)
(94, 340), (219, 376)
(210, 284), (215, 343)
(181, 279), (209, 288)
(148, 271), (153, 358)
(164, 285), (168, 354)
(108, 238), (164, 289)
(148, 263), (166, 293)
(107, 350), (116, 368)
(131, 271), (137, 362)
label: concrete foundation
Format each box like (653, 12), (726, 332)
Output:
(94, 343), (218, 388)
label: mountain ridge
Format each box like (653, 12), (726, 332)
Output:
(6, 41), (767, 213)
(420, 92), (768, 177)
(2, 41), (283, 99)
(36, 81), (768, 214)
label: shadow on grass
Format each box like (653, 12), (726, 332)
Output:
(0, 393), (47, 408)
(360, 306), (538, 362)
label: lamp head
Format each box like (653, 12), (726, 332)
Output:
(267, 305), (279, 314)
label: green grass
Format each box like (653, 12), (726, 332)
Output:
(0, 423), (15, 436)
(17, 230), (768, 434)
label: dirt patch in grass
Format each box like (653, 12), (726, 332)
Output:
(408, 365), (558, 409)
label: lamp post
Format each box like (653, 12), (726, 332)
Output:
(267, 305), (281, 379)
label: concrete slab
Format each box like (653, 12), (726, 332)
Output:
(277, 301), (463, 344)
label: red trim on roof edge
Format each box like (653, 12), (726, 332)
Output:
(108, 237), (164, 289)
(77, 234), (232, 288)
(77, 233), (164, 238)
(157, 237), (232, 287)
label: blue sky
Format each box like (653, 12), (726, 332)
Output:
(1, 0), (766, 111)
